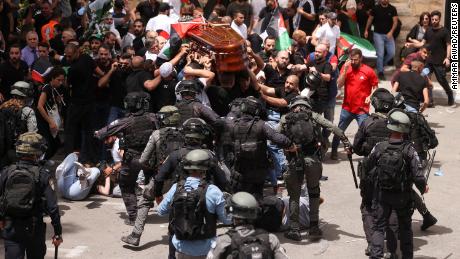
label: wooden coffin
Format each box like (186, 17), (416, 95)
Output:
(186, 24), (248, 72)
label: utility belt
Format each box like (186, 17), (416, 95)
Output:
(2, 216), (43, 237)
(123, 149), (142, 164)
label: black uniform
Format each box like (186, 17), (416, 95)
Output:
(154, 146), (229, 197)
(226, 114), (292, 199)
(175, 98), (222, 130)
(367, 139), (426, 259)
(0, 161), (62, 259)
(116, 112), (158, 221)
(281, 110), (349, 232)
(353, 112), (391, 250)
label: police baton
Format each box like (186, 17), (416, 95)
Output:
(425, 150), (436, 183)
(54, 245), (58, 259)
(347, 153), (359, 189)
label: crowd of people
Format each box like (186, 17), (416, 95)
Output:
(0, 0), (454, 258)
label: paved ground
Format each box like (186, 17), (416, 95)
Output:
(1, 79), (459, 259)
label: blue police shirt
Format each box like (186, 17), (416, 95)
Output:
(157, 176), (231, 256)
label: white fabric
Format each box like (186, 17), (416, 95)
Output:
(315, 23), (341, 53)
(231, 21), (248, 39)
(145, 51), (158, 62)
(111, 138), (122, 163)
(146, 14), (174, 34)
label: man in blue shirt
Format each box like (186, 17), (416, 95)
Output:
(157, 149), (231, 259)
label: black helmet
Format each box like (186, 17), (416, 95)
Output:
(288, 96), (313, 110)
(305, 71), (322, 89)
(371, 88), (395, 113)
(182, 149), (212, 171)
(393, 92), (406, 109)
(240, 96), (263, 116)
(176, 80), (201, 96)
(124, 91), (150, 113)
(182, 118), (213, 141)
(228, 192), (260, 220)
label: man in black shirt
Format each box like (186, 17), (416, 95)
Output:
(64, 44), (98, 163)
(258, 0), (289, 34)
(414, 10), (453, 106)
(263, 50), (292, 89)
(143, 62), (177, 112)
(125, 56), (153, 94)
(392, 60), (430, 113)
(132, 19), (146, 56)
(257, 36), (276, 63)
(31, 2), (53, 42)
(364, 0), (398, 80)
(0, 45), (29, 102)
(135, 0), (160, 24)
(302, 43), (332, 115)
(292, 0), (316, 36)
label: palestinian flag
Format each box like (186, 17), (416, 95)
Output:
(89, 0), (113, 20)
(259, 8), (291, 51)
(158, 18), (205, 60)
(31, 59), (53, 83)
(337, 32), (377, 60)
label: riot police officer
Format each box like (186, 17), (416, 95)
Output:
(225, 96), (293, 199)
(154, 118), (229, 202)
(280, 96), (351, 241)
(207, 192), (289, 259)
(174, 80), (222, 129)
(95, 91), (159, 225)
(122, 105), (184, 246)
(368, 109), (427, 259)
(0, 81), (38, 167)
(354, 90), (437, 255)
(156, 149), (232, 259)
(0, 132), (62, 259)
(353, 88), (394, 255)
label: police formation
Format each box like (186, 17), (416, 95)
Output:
(0, 78), (440, 259)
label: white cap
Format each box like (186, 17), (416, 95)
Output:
(346, 0), (357, 9)
(159, 62), (173, 78)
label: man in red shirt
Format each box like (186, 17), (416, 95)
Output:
(331, 49), (378, 160)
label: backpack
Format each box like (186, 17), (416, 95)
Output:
(227, 228), (274, 259)
(408, 113), (438, 151)
(376, 142), (410, 191)
(362, 114), (391, 156)
(232, 118), (268, 169)
(0, 108), (27, 159)
(254, 196), (284, 232)
(284, 111), (316, 145)
(156, 127), (185, 167)
(170, 180), (217, 240)
(1, 164), (40, 218)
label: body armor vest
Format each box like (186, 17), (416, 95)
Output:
(232, 118), (268, 170)
(176, 99), (199, 125)
(363, 114), (391, 156)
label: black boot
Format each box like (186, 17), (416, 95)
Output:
(124, 218), (136, 226)
(365, 243), (371, 256)
(284, 228), (302, 241)
(121, 233), (141, 246)
(308, 222), (323, 239)
(421, 212), (437, 231)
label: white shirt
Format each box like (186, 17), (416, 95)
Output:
(146, 14), (175, 34)
(315, 23), (341, 53)
(111, 138), (122, 163)
(231, 21), (248, 39)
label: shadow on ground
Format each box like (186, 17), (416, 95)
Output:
(122, 234), (169, 251)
